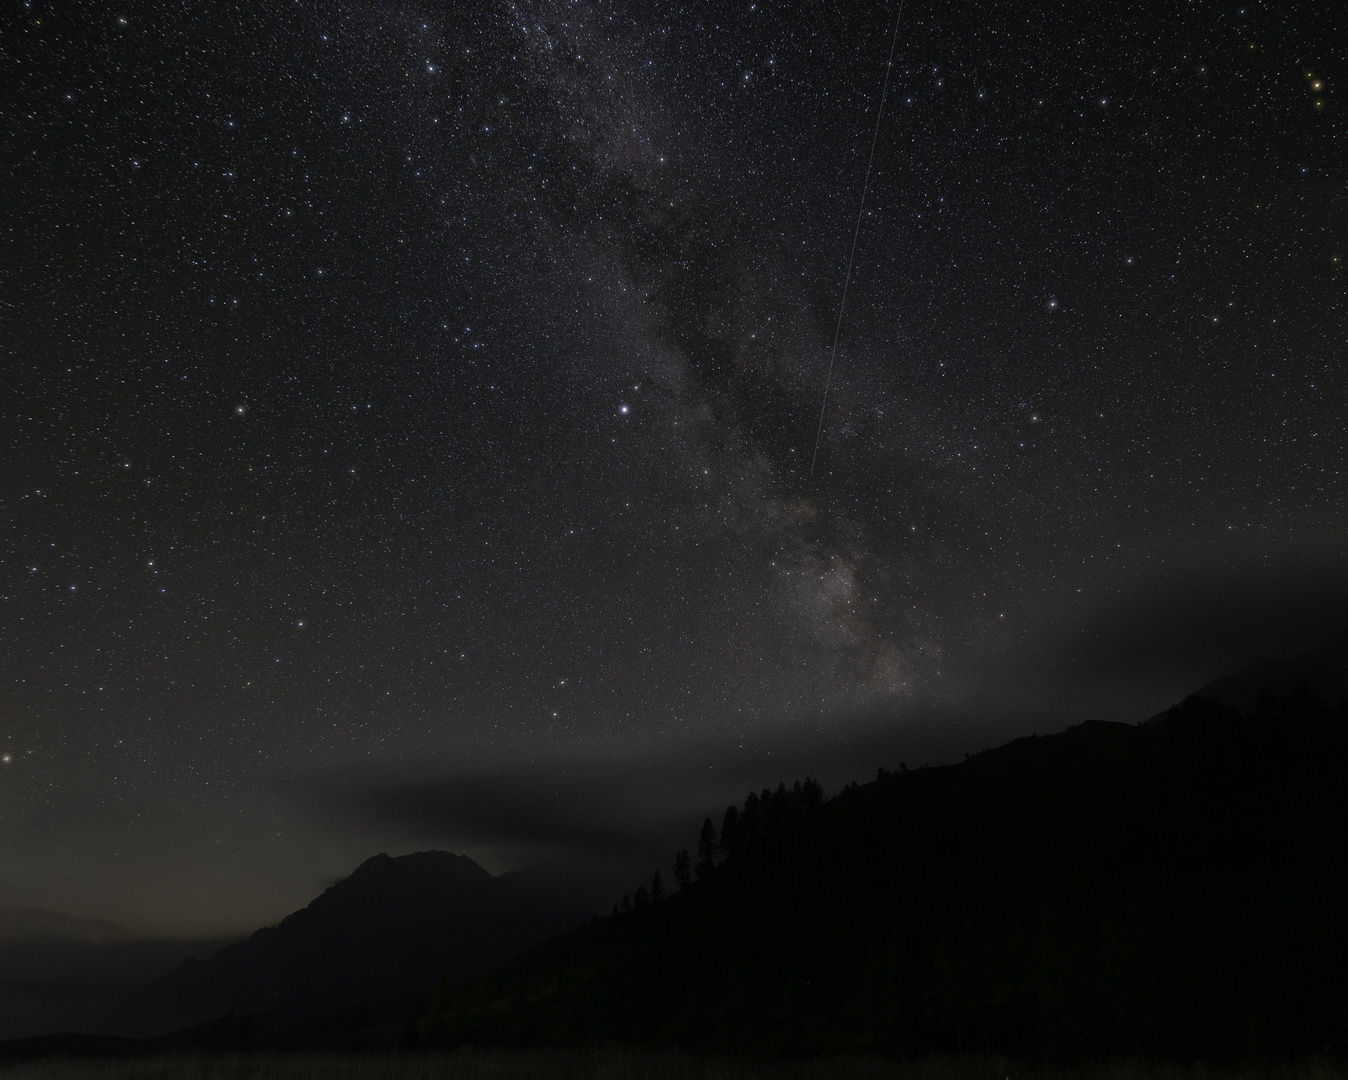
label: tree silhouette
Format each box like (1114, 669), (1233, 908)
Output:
(672, 849), (691, 890)
(720, 804), (742, 860)
(695, 817), (718, 878)
(427, 691), (1348, 1058)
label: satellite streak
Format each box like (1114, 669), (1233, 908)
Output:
(810, 1), (906, 479)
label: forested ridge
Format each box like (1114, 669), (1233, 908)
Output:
(420, 691), (1348, 1058)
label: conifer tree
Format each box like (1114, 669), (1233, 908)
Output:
(695, 817), (718, 878)
(720, 804), (742, 861)
(673, 849), (691, 890)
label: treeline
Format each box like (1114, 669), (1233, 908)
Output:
(419, 691), (1348, 1059)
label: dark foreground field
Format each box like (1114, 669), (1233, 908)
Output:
(3, 1052), (1348, 1080)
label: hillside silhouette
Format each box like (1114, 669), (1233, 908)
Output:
(6, 641), (1346, 1060)
(418, 689), (1348, 1058)
(1193, 630), (1348, 714)
(129, 851), (596, 1033)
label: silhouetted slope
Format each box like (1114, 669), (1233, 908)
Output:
(139, 851), (591, 1028)
(1195, 631), (1348, 713)
(425, 692), (1348, 1058)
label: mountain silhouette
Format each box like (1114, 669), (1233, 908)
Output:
(420, 686), (1348, 1058)
(134, 850), (594, 1031)
(1193, 629), (1348, 712)
(7, 633), (1347, 1057)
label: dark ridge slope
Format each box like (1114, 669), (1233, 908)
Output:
(424, 691), (1348, 1059)
(138, 850), (590, 1028)
(1195, 631), (1348, 713)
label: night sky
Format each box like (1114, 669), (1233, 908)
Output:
(3, 0), (1345, 941)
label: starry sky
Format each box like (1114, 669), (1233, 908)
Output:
(3, 0), (1345, 941)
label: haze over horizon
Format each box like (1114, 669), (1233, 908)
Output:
(3, 0), (1345, 944)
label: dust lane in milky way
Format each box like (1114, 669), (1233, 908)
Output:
(2, 0), (1344, 934)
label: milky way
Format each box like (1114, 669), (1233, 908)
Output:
(2, 0), (1344, 936)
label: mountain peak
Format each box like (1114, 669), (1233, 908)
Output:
(141, 849), (589, 1030)
(341, 850), (493, 890)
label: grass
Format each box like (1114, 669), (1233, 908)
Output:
(3, 1051), (1348, 1080)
